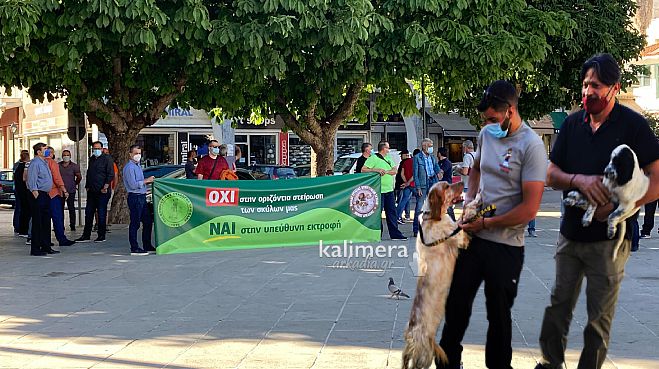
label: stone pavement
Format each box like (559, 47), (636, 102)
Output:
(0, 195), (657, 369)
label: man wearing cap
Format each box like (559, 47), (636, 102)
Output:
(535, 54), (659, 369)
(437, 80), (547, 369)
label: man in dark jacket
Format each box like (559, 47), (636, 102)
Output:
(76, 141), (115, 243)
(13, 150), (30, 236)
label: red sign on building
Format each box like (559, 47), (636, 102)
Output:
(279, 132), (289, 166)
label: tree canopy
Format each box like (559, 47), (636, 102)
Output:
(424, 0), (645, 123)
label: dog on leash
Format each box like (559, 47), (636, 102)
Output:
(563, 144), (649, 260)
(402, 181), (482, 369)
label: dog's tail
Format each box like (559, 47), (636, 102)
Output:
(431, 337), (449, 365)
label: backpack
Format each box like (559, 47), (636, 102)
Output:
(219, 169), (238, 180)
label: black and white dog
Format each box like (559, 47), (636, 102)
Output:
(563, 144), (649, 260)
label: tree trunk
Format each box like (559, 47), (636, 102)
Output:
(107, 129), (141, 224)
(312, 131), (336, 177)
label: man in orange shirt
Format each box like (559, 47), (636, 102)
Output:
(46, 147), (76, 247)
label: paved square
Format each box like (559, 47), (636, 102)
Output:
(0, 193), (657, 369)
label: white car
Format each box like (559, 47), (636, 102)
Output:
(333, 150), (402, 175)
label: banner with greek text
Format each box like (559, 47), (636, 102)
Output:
(153, 174), (382, 254)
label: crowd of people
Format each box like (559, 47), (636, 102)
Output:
(12, 139), (246, 256)
(355, 136), (474, 240)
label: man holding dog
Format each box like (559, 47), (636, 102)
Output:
(535, 54), (659, 369)
(437, 80), (547, 369)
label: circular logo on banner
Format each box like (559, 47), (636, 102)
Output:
(349, 185), (378, 218)
(158, 192), (193, 228)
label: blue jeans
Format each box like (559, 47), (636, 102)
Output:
(396, 187), (414, 220)
(128, 193), (153, 251)
(50, 195), (70, 244)
(528, 219), (536, 232)
(381, 191), (405, 239)
(413, 178), (438, 234)
(82, 190), (111, 238)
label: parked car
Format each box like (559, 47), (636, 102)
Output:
(0, 169), (15, 208)
(142, 164), (185, 178)
(248, 165), (297, 180)
(333, 150), (401, 175)
(292, 164), (311, 178)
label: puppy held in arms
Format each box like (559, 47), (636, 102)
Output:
(563, 144), (649, 260)
(402, 181), (482, 369)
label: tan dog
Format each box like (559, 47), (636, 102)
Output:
(402, 181), (482, 369)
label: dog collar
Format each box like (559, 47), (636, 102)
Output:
(417, 204), (497, 248)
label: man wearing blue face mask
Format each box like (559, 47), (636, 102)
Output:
(436, 80), (547, 369)
(76, 141), (115, 243)
(412, 138), (441, 237)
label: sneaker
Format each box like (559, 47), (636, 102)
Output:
(534, 364), (552, 369)
(131, 249), (149, 256)
(18, 234), (28, 238)
(75, 236), (91, 243)
(25, 238), (31, 245)
(45, 248), (60, 254)
(30, 251), (47, 256)
(60, 240), (76, 247)
(640, 234), (651, 239)
(392, 236), (408, 241)
(145, 246), (157, 254)
(397, 219), (405, 225)
(94, 237), (106, 243)
(528, 230), (538, 238)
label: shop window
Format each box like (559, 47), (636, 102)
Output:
(235, 135), (247, 143)
(236, 143), (248, 168)
(336, 137), (363, 157)
(289, 137), (312, 166)
(250, 135), (276, 165)
(386, 132), (407, 152)
(137, 134), (174, 166)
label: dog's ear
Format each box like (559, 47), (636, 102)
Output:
(611, 146), (635, 186)
(427, 183), (447, 220)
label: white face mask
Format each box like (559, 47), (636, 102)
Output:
(133, 154), (142, 162)
(427, 146), (434, 154)
(62, 156), (71, 162)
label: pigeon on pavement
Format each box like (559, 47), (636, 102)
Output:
(388, 277), (410, 299)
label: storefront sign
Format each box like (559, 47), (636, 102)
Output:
(178, 132), (189, 164)
(153, 174), (381, 254)
(279, 132), (289, 166)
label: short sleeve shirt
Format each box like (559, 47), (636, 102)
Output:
(355, 155), (368, 173)
(402, 158), (415, 187)
(461, 152), (474, 185)
(550, 103), (659, 242)
(195, 155), (229, 180)
(474, 123), (548, 246)
(364, 154), (395, 193)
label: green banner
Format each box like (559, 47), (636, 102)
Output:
(153, 173), (382, 255)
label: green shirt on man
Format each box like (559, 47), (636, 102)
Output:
(364, 154), (395, 193)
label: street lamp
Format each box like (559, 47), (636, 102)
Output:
(9, 122), (17, 165)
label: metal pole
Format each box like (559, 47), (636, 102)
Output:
(421, 76), (427, 139)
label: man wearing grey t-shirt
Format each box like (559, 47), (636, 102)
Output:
(437, 81), (547, 369)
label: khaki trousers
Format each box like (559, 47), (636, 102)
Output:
(538, 233), (631, 369)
